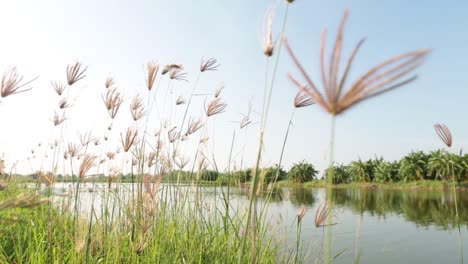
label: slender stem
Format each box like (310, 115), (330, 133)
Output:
(240, 4), (291, 263)
(325, 114), (336, 264)
(450, 158), (463, 264)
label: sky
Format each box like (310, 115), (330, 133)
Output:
(0, 0), (467, 175)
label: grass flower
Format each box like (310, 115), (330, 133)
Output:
(205, 97), (227, 117)
(161, 64), (182, 75)
(59, 98), (72, 109)
(130, 95), (146, 121)
(184, 117), (204, 137)
(176, 96), (186, 105)
(169, 68), (188, 82)
(284, 10), (429, 115)
(434, 123), (452, 147)
(145, 61), (159, 91)
(105, 77), (115, 89)
(261, 7), (276, 57)
(200, 57), (220, 72)
(1, 67), (38, 98)
(66, 62), (87, 86)
(168, 127), (180, 143)
(294, 88), (315, 108)
(103, 88), (123, 119)
(121, 127), (138, 152)
(51, 111), (67, 126)
(51, 81), (66, 96)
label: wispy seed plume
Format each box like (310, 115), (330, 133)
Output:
(146, 61), (159, 91)
(434, 123), (452, 148)
(200, 57), (220, 72)
(205, 97), (227, 117)
(1, 67), (38, 98)
(121, 127), (138, 152)
(285, 10), (429, 115)
(51, 81), (66, 96)
(66, 62), (87, 86)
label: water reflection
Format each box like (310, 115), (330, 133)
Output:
(331, 188), (468, 229)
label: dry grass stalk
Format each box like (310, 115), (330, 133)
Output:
(145, 61), (159, 91)
(39, 171), (55, 186)
(297, 204), (307, 223)
(176, 96), (186, 105)
(106, 152), (116, 160)
(0, 194), (47, 210)
(78, 131), (95, 147)
(285, 10), (429, 115)
(67, 143), (82, 159)
(294, 88), (315, 108)
(51, 81), (66, 96)
(147, 152), (157, 168)
(168, 127), (180, 143)
(130, 95), (146, 121)
(78, 154), (96, 178)
(175, 156), (190, 169)
(1, 67), (37, 98)
(51, 111), (67, 126)
(121, 127), (138, 152)
(315, 202), (336, 227)
(143, 175), (163, 199)
(184, 117), (204, 137)
(169, 68), (188, 82)
(205, 98), (227, 117)
(105, 77), (115, 89)
(161, 64), (182, 75)
(58, 97), (72, 109)
(214, 83), (224, 98)
(66, 62), (87, 86)
(102, 88), (123, 119)
(434, 123), (452, 147)
(200, 57), (220, 72)
(240, 116), (252, 129)
(262, 7), (276, 57)
(200, 137), (209, 144)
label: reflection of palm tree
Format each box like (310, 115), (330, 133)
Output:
(289, 188), (315, 206)
(331, 188), (468, 229)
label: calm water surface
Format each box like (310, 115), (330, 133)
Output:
(46, 183), (468, 263)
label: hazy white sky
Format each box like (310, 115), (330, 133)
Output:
(0, 0), (467, 175)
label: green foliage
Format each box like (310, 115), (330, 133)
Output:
(374, 161), (400, 183)
(349, 158), (380, 182)
(233, 169), (252, 183)
(324, 164), (351, 184)
(201, 170), (218, 181)
(262, 167), (287, 183)
(287, 161), (318, 183)
(399, 151), (429, 182)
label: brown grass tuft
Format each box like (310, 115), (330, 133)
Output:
(145, 61), (159, 91)
(200, 57), (220, 72)
(1, 67), (38, 98)
(285, 10), (429, 115)
(66, 62), (87, 86)
(434, 123), (452, 148)
(130, 95), (146, 121)
(78, 154), (96, 178)
(51, 81), (66, 96)
(205, 98), (227, 117)
(120, 127), (138, 152)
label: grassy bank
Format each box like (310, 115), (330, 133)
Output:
(271, 179), (468, 190)
(0, 183), (283, 263)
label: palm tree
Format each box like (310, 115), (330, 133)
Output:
(398, 151), (428, 182)
(374, 161), (399, 183)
